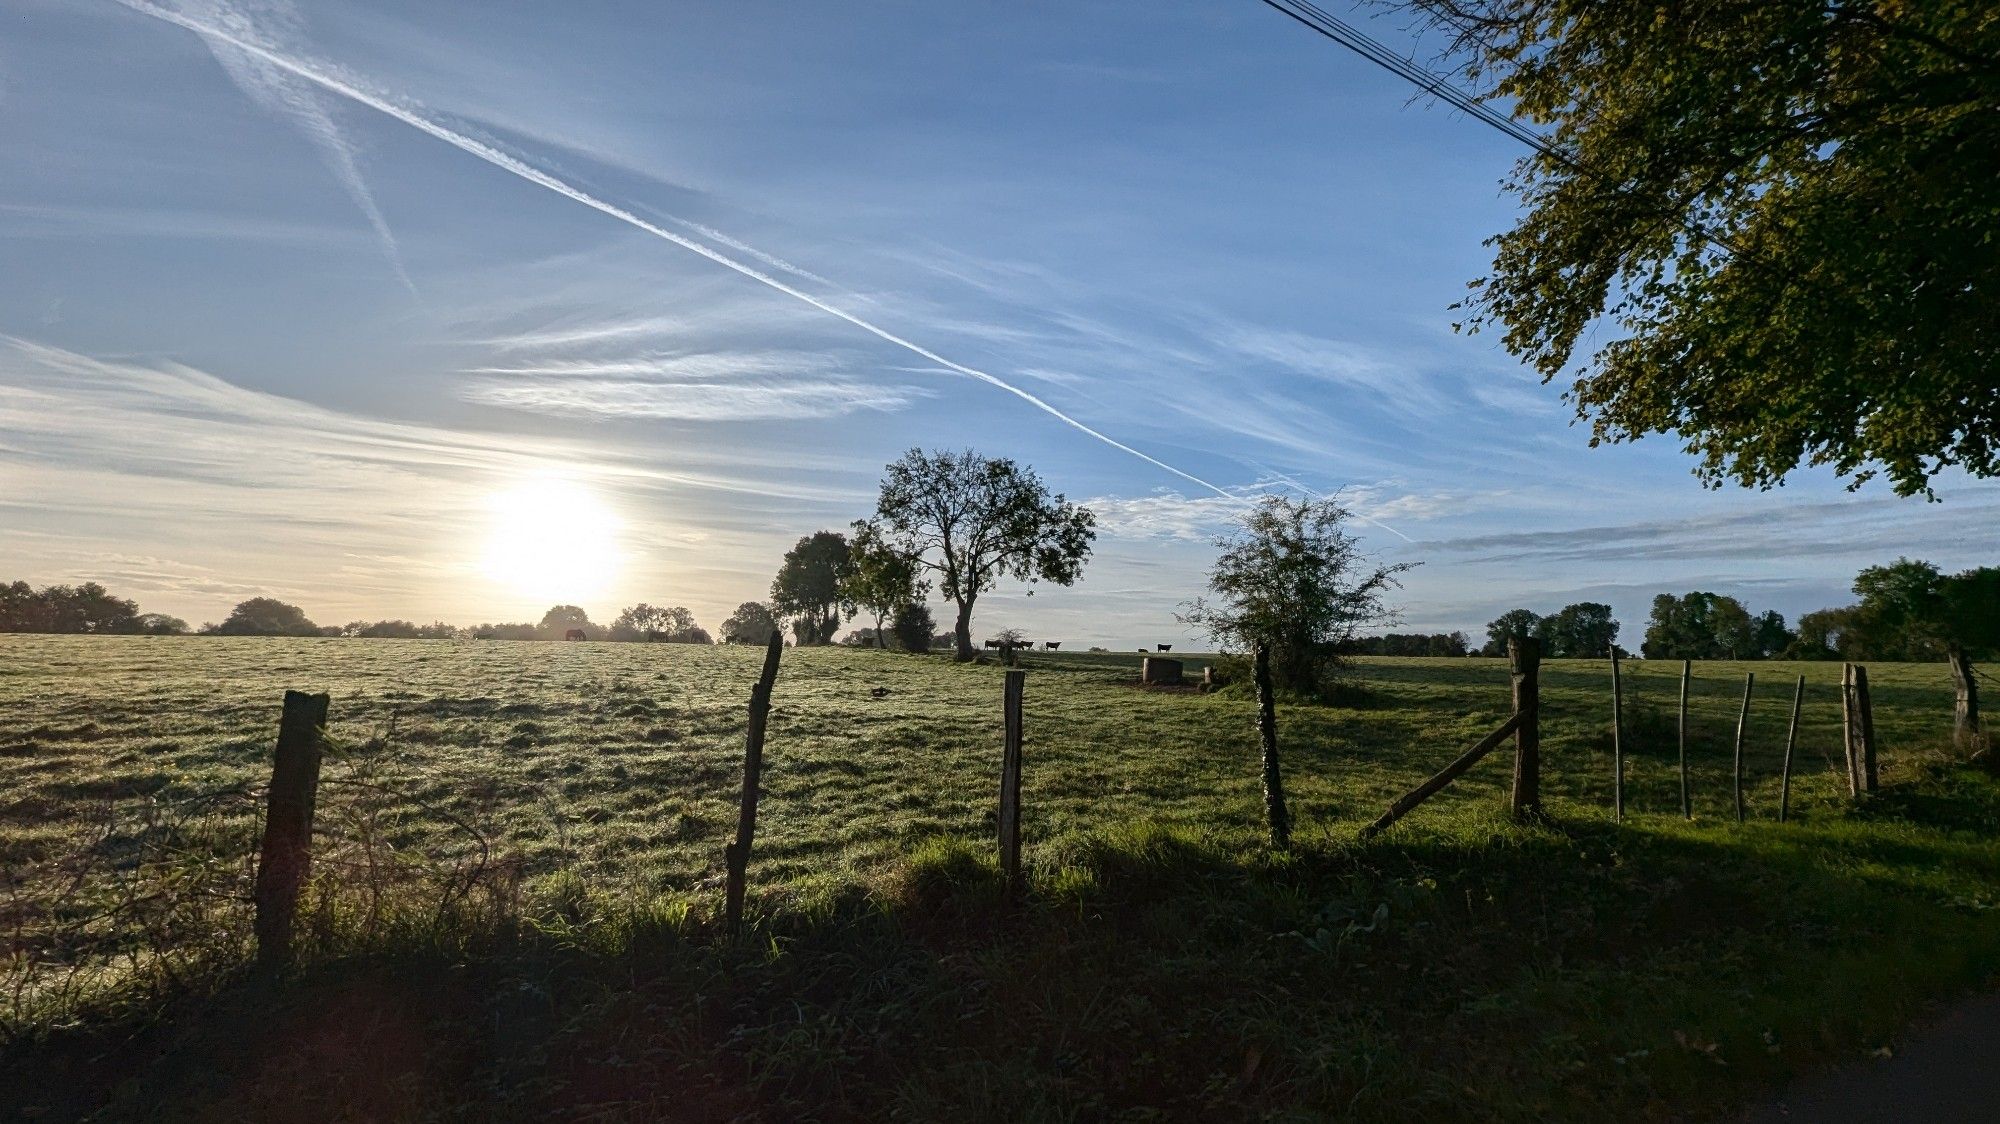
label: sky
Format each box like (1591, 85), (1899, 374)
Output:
(3, 0), (1996, 648)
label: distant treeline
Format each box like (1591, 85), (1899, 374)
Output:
(1353, 558), (1999, 662)
(1345, 632), (1472, 657)
(10, 555), (1995, 660)
(0, 586), (722, 644)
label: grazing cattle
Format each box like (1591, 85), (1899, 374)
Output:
(983, 639), (1002, 649)
(564, 628), (587, 642)
(1044, 641), (1061, 651)
(1156, 644), (1173, 653)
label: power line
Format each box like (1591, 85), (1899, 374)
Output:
(1255, 0), (1565, 161)
(1255, 0), (1759, 263)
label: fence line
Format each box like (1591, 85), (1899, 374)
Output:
(9, 646), (1982, 1003)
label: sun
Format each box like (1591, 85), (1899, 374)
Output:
(481, 474), (622, 605)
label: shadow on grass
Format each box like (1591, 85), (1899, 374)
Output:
(9, 769), (2000, 1123)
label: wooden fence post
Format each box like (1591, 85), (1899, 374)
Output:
(1779, 675), (1804, 823)
(1948, 645), (1984, 761)
(1253, 642), (1290, 849)
(1677, 660), (1692, 819)
(1841, 664), (1862, 796)
(998, 669), (1025, 899)
(254, 689), (330, 969)
(1732, 672), (1754, 823)
(724, 631), (784, 939)
(1854, 664), (1878, 793)
(1508, 638), (1541, 818)
(1610, 650), (1625, 823)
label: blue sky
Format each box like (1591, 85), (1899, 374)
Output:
(3, 0), (1995, 647)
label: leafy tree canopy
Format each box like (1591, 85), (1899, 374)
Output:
(842, 524), (928, 648)
(890, 600), (937, 653)
(1536, 601), (1620, 659)
(1180, 494), (1413, 694)
(537, 605), (597, 639)
(771, 531), (854, 646)
(211, 597), (320, 637)
(1404, 0), (2000, 494)
(860, 449), (1095, 661)
(720, 602), (782, 646)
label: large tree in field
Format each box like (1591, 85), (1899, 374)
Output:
(211, 597), (320, 637)
(841, 523), (928, 648)
(1180, 494), (1413, 694)
(1481, 608), (1543, 656)
(720, 601), (781, 645)
(538, 604), (597, 640)
(1399, 1), (2000, 495)
(860, 449), (1096, 661)
(1535, 601), (1619, 659)
(770, 531), (854, 646)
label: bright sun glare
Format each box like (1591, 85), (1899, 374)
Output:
(481, 475), (622, 605)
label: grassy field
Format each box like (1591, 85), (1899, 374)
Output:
(3, 635), (1997, 1120)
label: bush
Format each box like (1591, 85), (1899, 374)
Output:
(891, 602), (936, 653)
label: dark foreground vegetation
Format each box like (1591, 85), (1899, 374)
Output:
(3, 639), (1997, 1121)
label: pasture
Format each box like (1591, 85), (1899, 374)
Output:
(4, 636), (1999, 1121)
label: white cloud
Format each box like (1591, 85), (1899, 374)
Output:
(462, 376), (932, 422)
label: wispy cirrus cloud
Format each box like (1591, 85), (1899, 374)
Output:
(115, 0), (1230, 498)
(1424, 494), (2000, 567)
(463, 376), (932, 422)
(167, 0), (414, 292)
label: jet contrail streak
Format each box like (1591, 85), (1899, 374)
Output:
(115, 0), (1230, 498)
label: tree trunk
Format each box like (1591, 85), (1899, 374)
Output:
(953, 598), (976, 662)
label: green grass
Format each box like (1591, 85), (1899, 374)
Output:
(3, 636), (1996, 1121)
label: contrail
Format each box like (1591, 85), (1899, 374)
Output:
(1247, 464), (1413, 542)
(114, 0), (1229, 498)
(179, 0), (415, 293)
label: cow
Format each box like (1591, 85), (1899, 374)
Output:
(983, 639), (1002, 649)
(1044, 641), (1061, 651)
(564, 628), (587, 642)
(1156, 644), (1173, 653)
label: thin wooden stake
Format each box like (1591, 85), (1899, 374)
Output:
(1364, 712), (1524, 839)
(998, 669), (1025, 899)
(1854, 664), (1878, 793)
(724, 630), (784, 939)
(1841, 663), (1863, 797)
(1779, 675), (1804, 822)
(1732, 672), (1754, 823)
(1610, 650), (1625, 823)
(1677, 659), (1692, 819)
(254, 690), (330, 970)
(1253, 642), (1290, 849)
(1948, 644), (1987, 763)
(1508, 637), (1541, 818)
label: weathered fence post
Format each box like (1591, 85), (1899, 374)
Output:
(1677, 660), (1692, 819)
(1253, 642), (1290, 849)
(998, 668), (1025, 899)
(1779, 675), (1804, 823)
(1841, 663), (1862, 796)
(254, 689), (330, 970)
(724, 630), (784, 939)
(1508, 638), (1541, 818)
(1947, 644), (1984, 761)
(1610, 650), (1625, 823)
(1732, 672), (1754, 823)
(1854, 664), (1878, 793)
